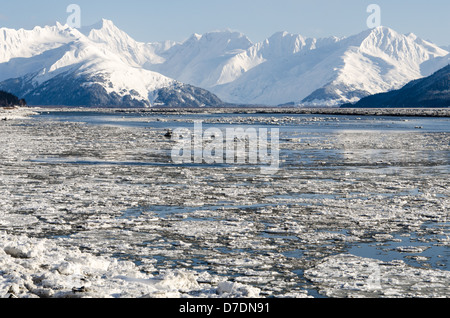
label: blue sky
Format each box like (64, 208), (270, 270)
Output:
(0, 0), (449, 46)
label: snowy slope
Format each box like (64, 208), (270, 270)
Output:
(208, 27), (448, 106)
(0, 20), (447, 107)
(301, 28), (449, 106)
(214, 32), (340, 87)
(148, 30), (254, 88)
(146, 30), (341, 93)
(0, 20), (223, 107)
(421, 52), (450, 77)
(145, 26), (447, 106)
(0, 22), (79, 64)
(0, 22), (81, 81)
(210, 34), (346, 105)
(0, 39), (175, 107)
(80, 19), (167, 66)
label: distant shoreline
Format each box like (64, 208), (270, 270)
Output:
(29, 106), (450, 118)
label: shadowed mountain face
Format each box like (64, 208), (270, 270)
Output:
(343, 65), (450, 108)
(0, 70), (223, 108)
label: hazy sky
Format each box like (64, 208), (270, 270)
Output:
(0, 0), (449, 46)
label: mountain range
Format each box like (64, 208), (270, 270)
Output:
(0, 20), (223, 107)
(152, 27), (448, 106)
(0, 19), (448, 107)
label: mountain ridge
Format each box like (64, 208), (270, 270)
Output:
(0, 20), (448, 107)
(0, 20), (224, 107)
(146, 25), (447, 106)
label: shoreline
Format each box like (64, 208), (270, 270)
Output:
(27, 106), (450, 117)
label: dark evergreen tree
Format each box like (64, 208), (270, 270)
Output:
(0, 90), (26, 107)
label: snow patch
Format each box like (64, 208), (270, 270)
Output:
(0, 232), (261, 298)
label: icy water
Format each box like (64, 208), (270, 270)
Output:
(0, 109), (449, 298)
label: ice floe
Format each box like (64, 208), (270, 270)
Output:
(305, 254), (450, 298)
(0, 109), (448, 298)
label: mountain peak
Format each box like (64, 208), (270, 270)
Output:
(266, 31), (307, 44)
(100, 18), (115, 27)
(349, 26), (400, 43)
(55, 21), (68, 30)
(370, 25), (395, 33)
(79, 18), (121, 36)
(177, 30), (253, 56)
(269, 31), (291, 38)
(188, 33), (203, 41)
(185, 30), (251, 44)
(355, 25), (447, 61)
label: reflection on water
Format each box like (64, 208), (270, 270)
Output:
(349, 222), (449, 271)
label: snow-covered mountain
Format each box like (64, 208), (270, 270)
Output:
(150, 27), (447, 106)
(149, 30), (254, 89)
(299, 27), (449, 106)
(0, 19), (448, 107)
(144, 30), (343, 104)
(0, 20), (223, 107)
